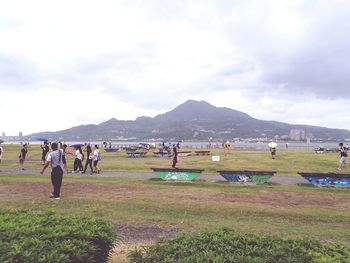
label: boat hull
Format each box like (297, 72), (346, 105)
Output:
(298, 172), (350, 187)
(151, 168), (204, 181)
(218, 170), (275, 183)
(127, 152), (147, 158)
(104, 148), (118, 153)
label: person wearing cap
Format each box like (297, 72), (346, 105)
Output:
(40, 142), (67, 200)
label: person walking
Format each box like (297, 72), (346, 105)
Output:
(40, 141), (50, 165)
(338, 143), (348, 171)
(19, 144), (28, 170)
(269, 147), (276, 159)
(93, 145), (101, 174)
(73, 146), (84, 173)
(40, 142), (67, 200)
(172, 144), (178, 168)
(82, 144), (93, 175)
(0, 142), (3, 172)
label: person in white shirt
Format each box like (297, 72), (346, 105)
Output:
(73, 146), (84, 173)
(40, 142), (67, 199)
(93, 145), (101, 174)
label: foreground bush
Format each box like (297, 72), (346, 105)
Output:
(0, 209), (118, 263)
(129, 229), (350, 263)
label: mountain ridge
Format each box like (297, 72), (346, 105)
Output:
(29, 100), (350, 141)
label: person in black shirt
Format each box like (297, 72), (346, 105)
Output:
(19, 144), (28, 170)
(270, 147), (276, 159)
(41, 141), (50, 165)
(82, 144), (93, 175)
(172, 144), (178, 168)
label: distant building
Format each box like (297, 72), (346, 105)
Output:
(1, 132), (5, 137)
(289, 129), (306, 141)
(19, 132), (23, 140)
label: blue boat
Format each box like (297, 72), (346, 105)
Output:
(127, 152), (147, 158)
(298, 172), (350, 187)
(104, 148), (118, 153)
(153, 151), (170, 158)
(217, 170), (276, 183)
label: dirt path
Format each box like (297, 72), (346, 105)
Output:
(0, 167), (309, 185)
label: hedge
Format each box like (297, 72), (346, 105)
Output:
(129, 228), (350, 263)
(0, 209), (118, 263)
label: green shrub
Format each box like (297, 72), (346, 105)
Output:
(129, 229), (350, 263)
(0, 209), (118, 263)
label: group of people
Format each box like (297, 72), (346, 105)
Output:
(72, 144), (101, 175)
(0, 142), (29, 171)
(40, 142), (102, 175)
(39, 142), (102, 200)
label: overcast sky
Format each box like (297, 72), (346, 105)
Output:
(1, 0), (350, 136)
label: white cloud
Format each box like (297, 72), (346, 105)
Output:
(0, 0), (350, 135)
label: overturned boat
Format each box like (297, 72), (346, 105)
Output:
(151, 167), (204, 181)
(298, 172), (350, 187)
(217, 170), (276, 183)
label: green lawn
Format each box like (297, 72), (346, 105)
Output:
(1, 145), (348, 262)
(0, 173), (349, 244)
(0, 144), (343, 175)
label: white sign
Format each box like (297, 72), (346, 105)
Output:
(212, 155), (220, 162)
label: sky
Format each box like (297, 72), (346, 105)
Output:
(1, 0), (350, 135)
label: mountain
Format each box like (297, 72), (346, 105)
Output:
(29, 100), (350, 141)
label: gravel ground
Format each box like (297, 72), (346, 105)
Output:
(0, 167), (309, 185)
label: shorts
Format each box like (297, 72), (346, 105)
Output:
(339, 156), (347, 164)
(19, 158), (25, 164)
(93, 160), (99, 167)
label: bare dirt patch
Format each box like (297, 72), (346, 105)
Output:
(1, 181), (349, 210)
(211, 190), (350, 209)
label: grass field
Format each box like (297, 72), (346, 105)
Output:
(1, 144), (349, 262)
(0, 144), (345, 175)
(0, 173), (349, 262)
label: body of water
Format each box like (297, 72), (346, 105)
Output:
(2, 140), (343, 151)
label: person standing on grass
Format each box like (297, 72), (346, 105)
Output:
(40, 141), (50, 165)
(40, 142), (67, 200)
(269, 147), (276, 159)
(338, 143), (348, 171)
(0, 143), (3, 172)
(82, 144), (93, 175)
(73, 146), (84, 173)
(19, 144), (28, 170)
(172, 144), (178, 168)
(93, 145), (101, 174)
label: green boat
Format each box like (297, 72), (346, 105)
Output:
(151, 168), (204, 181)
